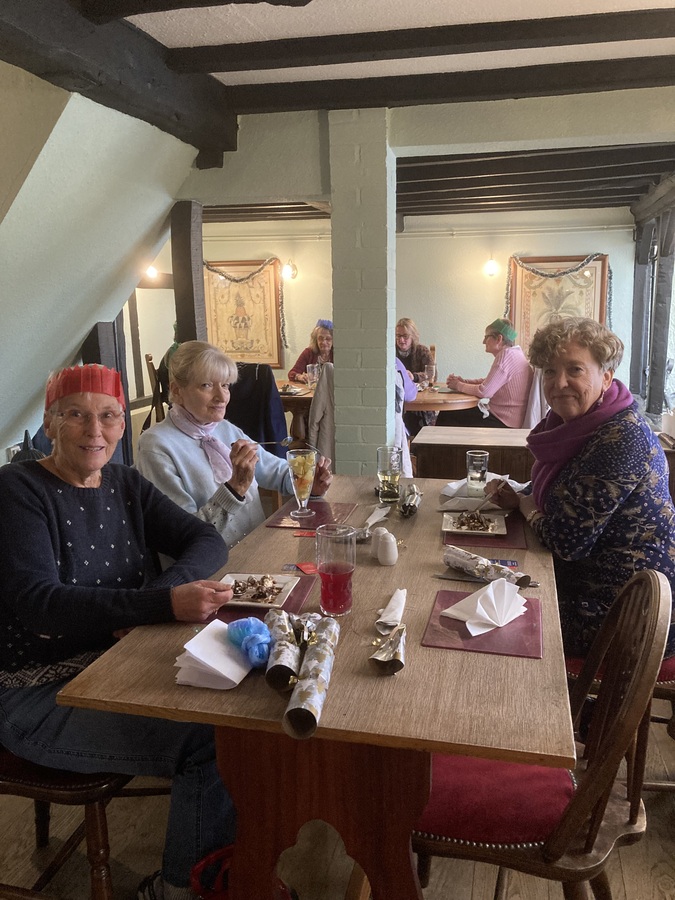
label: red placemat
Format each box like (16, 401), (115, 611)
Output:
(265, 499), (358, 529)
(216, 574), (317, 624)
(421, 590), (542, 659)
(442, 511), (527, 550)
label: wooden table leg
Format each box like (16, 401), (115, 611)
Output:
(216, 727), (430, 900)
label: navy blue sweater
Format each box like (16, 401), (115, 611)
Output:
(0, 462), (228, 686)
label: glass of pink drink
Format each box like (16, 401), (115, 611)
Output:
(315, 524), (356, 616)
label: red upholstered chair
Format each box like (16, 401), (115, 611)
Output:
(0, 744), (170, 900)
(412, 570), (671, 900)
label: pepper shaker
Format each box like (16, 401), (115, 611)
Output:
(370, 526), (389, 559)
(378, 532), (398, 566)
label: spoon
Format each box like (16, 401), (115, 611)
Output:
(256, 437), (323, 456)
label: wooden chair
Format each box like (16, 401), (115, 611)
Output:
(0, 744), (171, 900)
(566, 651), (675, 794)
(411, 569), (671, 899)
(145, 353), (165, 423)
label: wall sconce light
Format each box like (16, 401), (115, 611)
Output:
(145, 265), (158, 279)
(281, 259), (298, 280)
(484, 257), (499, 278)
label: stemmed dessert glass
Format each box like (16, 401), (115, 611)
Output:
(287, 448), (317, 518)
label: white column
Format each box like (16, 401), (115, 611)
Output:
(329, 108), (397, 475)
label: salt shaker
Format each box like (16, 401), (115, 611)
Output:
(370, 526), (389, 559)
(378, 532), (398, 566)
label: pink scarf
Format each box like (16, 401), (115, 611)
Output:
(527, 379), (634, 511)
(169, 405), (233, 484)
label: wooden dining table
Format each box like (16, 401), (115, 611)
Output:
(57, 475), (574, 900)
(276, 380), (314, 440)
(404, 385), (478, 414)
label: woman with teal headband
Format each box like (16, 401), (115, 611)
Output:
(437, 317), (533, 428)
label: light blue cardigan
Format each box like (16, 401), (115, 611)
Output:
(136, 417), (293, 548)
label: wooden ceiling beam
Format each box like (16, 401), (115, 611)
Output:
(397, 145), (675, 181)
(397, 166), (669, 194)
(400, 197), (636, 215)
(224, 56), (675, 113)
(0, 0), (237, 157)
(73, 0), (312, 25)
(167, 9), (675, 73)
(398, 183), (651, 202)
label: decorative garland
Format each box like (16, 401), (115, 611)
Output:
(203, 257), (288, 348)
(504, 253), (613, 326)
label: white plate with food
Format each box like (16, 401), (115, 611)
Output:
(220, 573), (300, 607)
(441, 512), (507, 536)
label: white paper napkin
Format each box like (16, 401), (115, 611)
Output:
(365, 505), (391, 529)
(440, 473), (530, 501)
(175, 620), (252, 689)
(375, 588), (407, 634)
(440, 578), (526, 637)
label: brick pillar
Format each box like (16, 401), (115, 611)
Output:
(329, 109), (397, 475)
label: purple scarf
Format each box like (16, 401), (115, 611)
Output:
(527, 379), (634, 511)
(169, 404), (232, 484)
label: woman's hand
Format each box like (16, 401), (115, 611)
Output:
(485, 479), (520, 510)
(446, 374), (461, 390)
(227, 439), (259, 497)
(311, 455), (333, 497)
(296, 373), (309, 384)
(171, 580), (234, 622)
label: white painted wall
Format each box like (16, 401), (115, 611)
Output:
(0, 74), (198, 452)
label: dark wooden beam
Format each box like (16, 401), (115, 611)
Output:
(74, 0), (312, 24)
(80, 314), (133, 464)
(171, 200), (207, 344)
(224, 56), (675, 114)
(168, 9), (675, 73)
(0, 0), (237, 156)
(398, 170), (667, 196)
(398, 197), (638, 215)
(397, 146), (675, 182)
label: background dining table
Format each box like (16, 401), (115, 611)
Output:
(404, 385), (478, 413)
(57, 475), (574, 900)
(276, 380), (314, 440)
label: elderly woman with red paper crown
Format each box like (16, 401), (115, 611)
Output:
(0, 364), (243, 900)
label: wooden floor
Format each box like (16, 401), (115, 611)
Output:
(1, 701), (673, 899)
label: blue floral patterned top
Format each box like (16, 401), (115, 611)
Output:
(529, 403), (675, 657)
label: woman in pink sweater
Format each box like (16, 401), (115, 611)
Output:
(437, 318), (533, 428)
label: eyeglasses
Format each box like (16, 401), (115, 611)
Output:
(57, 410), (124, 428)
(484, 333), (500, 340)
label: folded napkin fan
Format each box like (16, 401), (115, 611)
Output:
(375, 588), (407, 634)
(440, 578), (526, 637)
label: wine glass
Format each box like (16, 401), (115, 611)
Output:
(287, 449), (317, 518)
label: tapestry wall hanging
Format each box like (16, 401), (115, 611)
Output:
(506, 254), (609, 354)
(204, 258), (285, 367)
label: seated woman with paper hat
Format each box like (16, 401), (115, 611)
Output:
(437, 318), (533, 428)
(0, 363), (244, 900)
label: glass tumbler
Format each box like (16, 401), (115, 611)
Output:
(466, 450), (489, 498)
(316, 524), (356, 616)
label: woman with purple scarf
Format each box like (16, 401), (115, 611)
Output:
(489, 317), (675, 658)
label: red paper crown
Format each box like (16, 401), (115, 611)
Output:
(45, 365), (126, 411)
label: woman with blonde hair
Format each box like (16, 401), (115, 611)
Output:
(395, 317), (436, 435)
(288, 318), (334, 382)
(138, 341), (332, 548)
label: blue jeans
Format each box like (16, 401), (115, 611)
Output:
(0, 680), (236, 888)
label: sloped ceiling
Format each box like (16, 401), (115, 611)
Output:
(1, 0), (675, 220)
